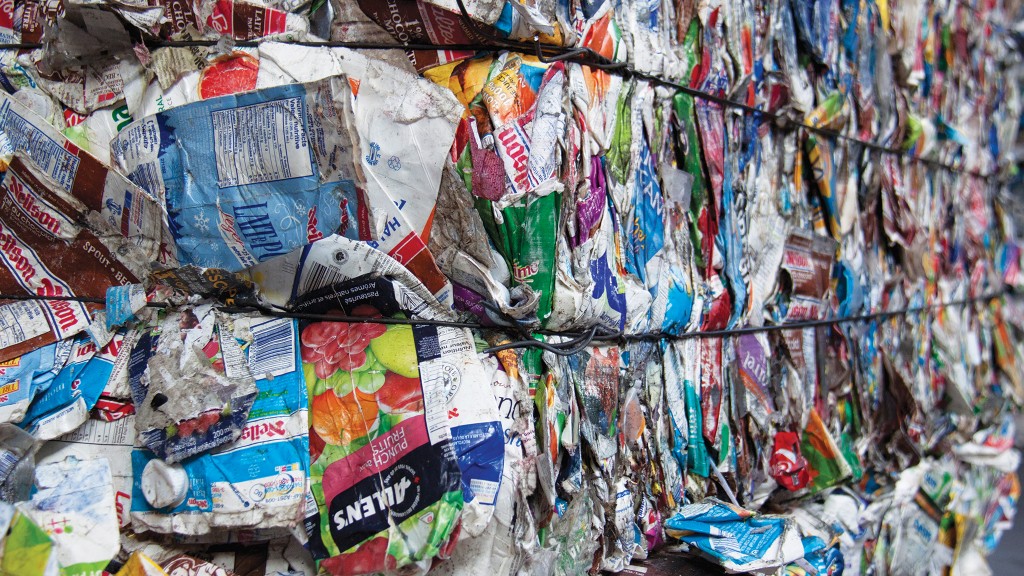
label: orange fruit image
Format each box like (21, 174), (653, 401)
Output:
(310, 387), (379, 446)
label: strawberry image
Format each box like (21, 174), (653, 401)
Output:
(194, 412), (221, 435)
(177, 419), (197, 438)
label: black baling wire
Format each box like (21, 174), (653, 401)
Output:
(601, 291), (1007, 342)
(221, 305), (485, 330)
(0, 34), (1006, 183)
(0, 290), (1009, 354)
(619, 66), (997, 182)
(0, 292), (167, 308)
(0, 14), (1009, 349)
(482, 325), (600, 356)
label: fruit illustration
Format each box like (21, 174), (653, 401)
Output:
(198, 52), (259, 100)
(320, 536), (396, 576)
(202, 339), (225, 373)
(376, 372), (423, 414)
(169, 410), (222, 439)
(301, 310), (426, 450)
(195, 411), (221, 435)
(301, 321), (387, 379)
(311, 388), (379, 446)
(368, 325), (420, 378)
(320, 348), (388, 397)
(310, 428), (326, 463)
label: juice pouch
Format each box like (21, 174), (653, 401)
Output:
(613, 82), (665, 333)
(663, 339), (708, 478)
(671, 90), (710, 273)
(127, 307), (259, 463)
(294, 275), (464, 575)
(130, 316), (309, 535)
(0, 341), (66, 425)
(803, 92), (848, 240)
(479, 56), (563, 326)
(655, 164), (697, 334)
(0, 91), (174, 268)
(352, 1), (491, 72)
(19, 333), (122, 440)
(0, 154), (148, 362)
(249, 235), (502, 527)
(563, 345), (620, 474)
(664, 498), (804, 573)
(110, 80), (360, 272)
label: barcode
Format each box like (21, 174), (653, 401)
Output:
(0, 449), (19, 477)
(300, 261), (346, 295)
(249, 318), (297, 378)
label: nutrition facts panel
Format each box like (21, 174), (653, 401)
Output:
(212, 97), (313, 188)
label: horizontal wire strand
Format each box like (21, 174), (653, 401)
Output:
(0, 2), (1013, 352)
(0, 289), (1009, 353)
(0, 30), (1009, 182)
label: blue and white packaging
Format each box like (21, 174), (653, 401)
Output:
(130, 316), (309, 535)
(111, 81), (362, 271)
(19, 333), (122, 440)
(0, 340), (70, 424)
(441, 345), (504, 533)
(664, 498), (805, 573)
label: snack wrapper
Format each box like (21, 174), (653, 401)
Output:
(261, 235), (483, 574)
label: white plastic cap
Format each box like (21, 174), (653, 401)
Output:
(141, 459), (189, 509)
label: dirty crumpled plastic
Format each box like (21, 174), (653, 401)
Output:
(19, 333), (121, 441)
(0, 1), (1022, 576)
(128, 307), (259, 463)
(664, 498), (807, 574)
(0, 340), (68, 430)
(770, 430), (810, 492)
(129, 315), (309, 535)
(11, 455), (121, 576)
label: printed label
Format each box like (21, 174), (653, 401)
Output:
(0, 104), (80, 190)
(211, 97), (313, 188)
(0, 300), (49, 348)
